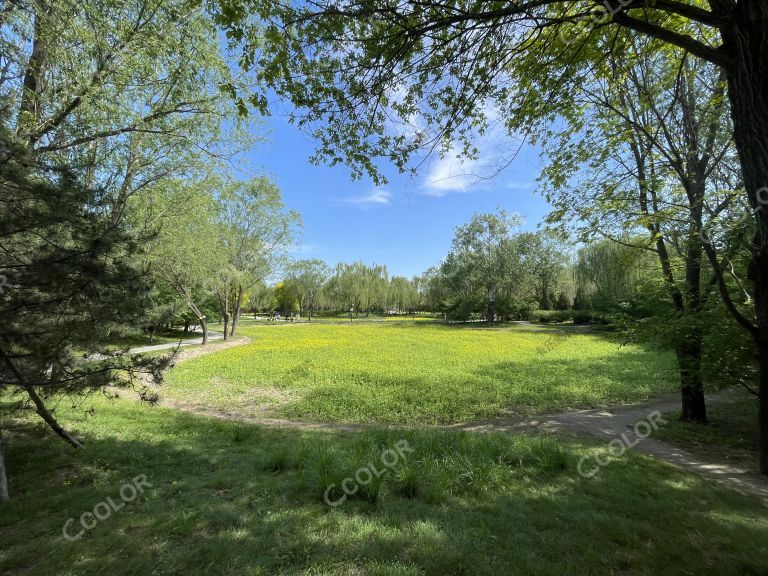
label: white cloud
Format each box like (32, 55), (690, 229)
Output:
(421, 153), (483, 197)
(419, 103), (530, 197)
(341, 189), (392, 206)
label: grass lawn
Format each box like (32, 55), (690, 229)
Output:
(656, 391), (760, 473)
(2, 397), (767, 575)
(162, 322), (678, 424)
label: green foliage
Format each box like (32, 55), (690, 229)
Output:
(324, 261), (389, 315)
(0, 125), (171, 434)
(575, 239), (657, 311)
(432, 211), (573, 321)
(273, 281), (300, 316)
(284, 259), (331, 317)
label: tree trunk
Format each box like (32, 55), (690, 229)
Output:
(230, 286), (242, 338)
(181, 296), (207, 346)
(17, 7), (47, 142)
(200, 316), (208, 346)
(0, 348), (83, 449)
(487, 287), (495, 327)
(676, 333), (707, 423)
(222, 311), (230, 342)
(0, 431), (9, 502)
(720, 6), (768, 473)
(749, 247), (768, 473)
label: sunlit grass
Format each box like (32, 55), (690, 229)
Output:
(162, 322), (678, 424)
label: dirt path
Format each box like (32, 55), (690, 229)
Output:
(169, 335), (251, 363)
(452, 387), (768, 505)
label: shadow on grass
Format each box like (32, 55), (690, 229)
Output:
(2, 403), (767, 575)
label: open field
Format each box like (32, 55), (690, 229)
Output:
(162, 322), (679, 424)
(2, 397), (767, 576)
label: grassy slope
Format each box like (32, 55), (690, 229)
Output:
(2, 398), (767, 576)
(163, 322), (678, 424)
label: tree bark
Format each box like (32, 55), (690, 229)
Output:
(487, 286), (495, 327)
(676, 333), (707, 423)
(230, 285), (242, 338)
(0, 431), (9, 502)
(199, 315), (208, 346)
(221, 289), (230, 341)
(719, 4), (768, 473)
(17, 6), (47, 141)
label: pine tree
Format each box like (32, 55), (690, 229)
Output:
(0, 125), (171, 501)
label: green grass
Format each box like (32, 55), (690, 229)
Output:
(2, 397), (767, 575)
(163, 322), (678, 424)
(656, 391), (760, 473)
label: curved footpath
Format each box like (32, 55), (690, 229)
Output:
(137, 335), (768, 506)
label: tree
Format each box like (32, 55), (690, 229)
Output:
(273, 281), (300, 316)
(216, 176), (301, 338)
(286, 259), (330, 320)
(131, 177), (224, 345)
(5, 0), (255, 202)
(575, 239), (655, 311)
(542, 39), (744, 422)
(388, 276), (419, 314)
(448, 210), (522, 325)
(514, 232), (573, 312)
(0, 125), (170, 501)
(214, 0), (768, 474)
(0, 0), (257, 497)
(325, 262), (389, 315)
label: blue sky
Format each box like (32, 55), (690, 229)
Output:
(248, 110), (553, 278)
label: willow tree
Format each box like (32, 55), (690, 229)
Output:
(285, 259), (331, 320)
(131, 176), (225, 345)
(212, 0), (768, 474)
(449, 211), (522, 325)
(216, 177), (301, 338)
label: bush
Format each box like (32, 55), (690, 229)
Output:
(529, 310), (614, 324)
